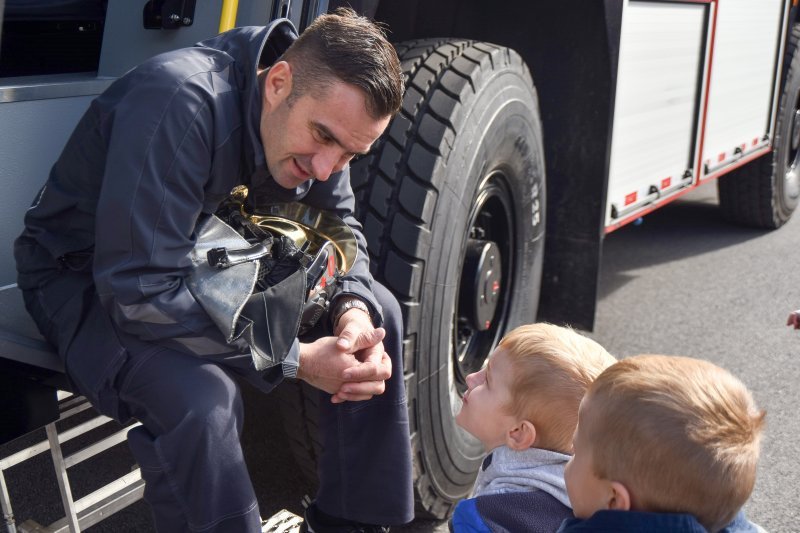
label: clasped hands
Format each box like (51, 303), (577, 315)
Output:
(297, 307), (392, 403)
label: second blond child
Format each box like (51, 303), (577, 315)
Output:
(560, 354), (765, 533)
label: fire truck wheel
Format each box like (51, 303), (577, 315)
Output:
(280, 39), (546, 519)
(718, 24), (800, 228)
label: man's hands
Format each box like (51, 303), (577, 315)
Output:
(296, 302), (392, 403)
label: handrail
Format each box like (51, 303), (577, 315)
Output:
(219, 0), (239, 33)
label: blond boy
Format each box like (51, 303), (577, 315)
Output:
(561, 355), (765, 533)
(451, 323), (616, 533)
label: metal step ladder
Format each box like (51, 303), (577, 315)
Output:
(0, 391), (143, 533)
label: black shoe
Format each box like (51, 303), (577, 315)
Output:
(300, 503), (390, 533)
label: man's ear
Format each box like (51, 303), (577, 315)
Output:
(263, 60), (293, 110)
(506, 420), (537, 450)
(607, 481), (631, 511)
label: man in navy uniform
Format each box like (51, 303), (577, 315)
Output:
(15, 8), (412, 532)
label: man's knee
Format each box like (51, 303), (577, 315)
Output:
(371, 281), (403, 376)
(122, 352), (244, 435)
(165, 366), (244, 443)
(190, 365), (243, 417)
(372, 281), (402, 337)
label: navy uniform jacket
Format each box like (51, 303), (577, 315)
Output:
(14, 20), (382, 411)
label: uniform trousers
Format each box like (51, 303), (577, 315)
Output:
(23, 272), (414, 532)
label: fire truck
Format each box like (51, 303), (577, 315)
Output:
(0, 0), (796, 529)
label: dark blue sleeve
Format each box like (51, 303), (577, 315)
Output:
(303, 166), (383, 325)
(450, 498), (492, 533)
(93, 74), (238, 355)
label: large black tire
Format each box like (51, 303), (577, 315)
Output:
(718, 25), (800, 228)
(280, 39), (546, 519)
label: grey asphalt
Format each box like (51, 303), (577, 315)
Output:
(1, 181), (797, 531)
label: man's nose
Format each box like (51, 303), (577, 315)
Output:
(311, 147), (344, 182)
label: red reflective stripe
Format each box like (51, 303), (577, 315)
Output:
(624, 192), (637, 206)
(695, 1), (718, 179)
(701, 146), (772, 182)
(661, 177), (672, 189)
(718, 152), (725, 162)
(606, 185), (699, 234)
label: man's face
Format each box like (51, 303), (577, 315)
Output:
(260, 61), (390, 189)
(455, 347), (520, 451)
(564, 397), (611, 518)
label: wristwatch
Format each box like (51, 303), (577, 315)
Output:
(332, 297), (371, 330)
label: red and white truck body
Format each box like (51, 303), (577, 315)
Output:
(606, 0), (787, 231)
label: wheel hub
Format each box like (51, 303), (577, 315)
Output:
(786, 106), (800, 202)
(792, 109), (800, 152)
(460, 240), (502, 332)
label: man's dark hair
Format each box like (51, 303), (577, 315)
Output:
(281, 7), (403, 118)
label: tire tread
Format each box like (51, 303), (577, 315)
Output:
(718, 24), (800, 228)
(281, 38), (537, 519)
(351, 39), (533, 518)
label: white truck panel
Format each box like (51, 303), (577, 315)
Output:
(0, 95), (98, 285)
(605, 1), (706, 227)
(702, 0), (783, 173)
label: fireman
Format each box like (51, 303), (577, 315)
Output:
(14, 8), (413, 532)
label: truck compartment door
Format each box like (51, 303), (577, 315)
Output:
(702, 0), (784, 175)
(605, 1), (707, 227)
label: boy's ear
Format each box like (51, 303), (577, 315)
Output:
(607, 481), (631, 511)
(506, 420), (537, 450)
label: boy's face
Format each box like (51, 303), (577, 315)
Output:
(456, 347), (520, 451)
(564, 397), (615, 518)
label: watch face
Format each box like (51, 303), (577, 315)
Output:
(334, 299), (370, 329)
(340, 300), (362, 315)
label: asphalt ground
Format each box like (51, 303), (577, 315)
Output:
(1, 181), (797, 531)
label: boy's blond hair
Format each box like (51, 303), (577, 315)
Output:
(498, 323), (616, 453)
(583, 355), (765, 532)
